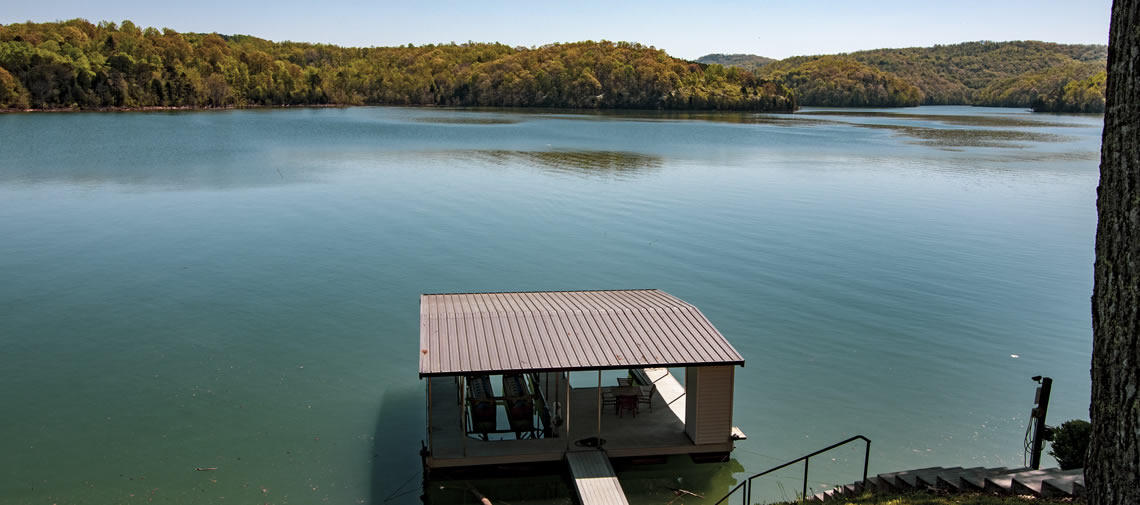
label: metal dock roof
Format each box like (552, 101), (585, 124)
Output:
(418, 289), (744, 377)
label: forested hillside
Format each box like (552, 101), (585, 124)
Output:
(0, 19), (795, 111)
(703, 41), (1107, 110)
(695, 54), (775, 72)
(755, 56), (923, 107)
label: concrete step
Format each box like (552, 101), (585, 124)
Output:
(864, 476), (895, 493)
(1010, 468), (1085, 497)
(781, 466), (1082, 504)
(900, 466), (961, 488)
(1041, 470), (1085, 497)
(933, 466), (986, 490)
(984, 468), (1053, 494)
(877, 467), (945, 490)
(961, 467), (1027, 490)
(807, 491), (826, 502)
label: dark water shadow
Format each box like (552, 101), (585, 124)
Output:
(371, 385), (428, 505)
(613, 455), (746, 505)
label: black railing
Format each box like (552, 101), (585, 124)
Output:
(714, 435), (871, 505)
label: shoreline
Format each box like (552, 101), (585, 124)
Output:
(0, 103), (351, 114)
(0, 103), (1097, 115)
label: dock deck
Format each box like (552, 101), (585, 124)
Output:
(566, 450), (631, 505)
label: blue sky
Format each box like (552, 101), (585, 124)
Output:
(1, 0), (1113, 60)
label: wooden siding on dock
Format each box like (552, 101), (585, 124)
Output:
(686, 366), (735, 445)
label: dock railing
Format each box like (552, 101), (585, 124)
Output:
(713, 435), (870, 505)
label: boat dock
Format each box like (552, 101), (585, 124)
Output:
(417, 290), (749, 504)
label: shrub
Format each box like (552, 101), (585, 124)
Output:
(1047, 419), (1091, 470)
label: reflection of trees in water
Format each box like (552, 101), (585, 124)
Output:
(795, 110), (1085, 128)
(464, 150), (664, 177)
(412, 116), (523, 125)
(857, 123), (1076, 149)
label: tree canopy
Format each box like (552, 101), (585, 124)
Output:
(0, 19), (795, 111)
(702, 41), (1107, 110)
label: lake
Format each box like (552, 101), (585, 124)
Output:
(0, 105), (1101, 505)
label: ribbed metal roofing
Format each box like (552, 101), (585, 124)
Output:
(419, 289), (744, 377)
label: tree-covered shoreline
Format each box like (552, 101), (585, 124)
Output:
(0, 19), (795, 112)
(0, 19), (1107, 114)
(700, 41), (1107, 111)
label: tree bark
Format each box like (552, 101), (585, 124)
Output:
(1089, 1), (1140, 504)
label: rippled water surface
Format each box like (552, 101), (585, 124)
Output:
(0, 106), (1101, 505)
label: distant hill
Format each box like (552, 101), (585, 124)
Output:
(698, 41), (1107, 110)
(0, 19), (796, 111)
(696, 53), (776, 72)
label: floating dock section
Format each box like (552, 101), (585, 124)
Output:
(566, 451), (631, 505)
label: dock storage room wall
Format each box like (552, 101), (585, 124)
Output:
(684, 365), (735, 445)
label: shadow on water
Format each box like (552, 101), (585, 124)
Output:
(371, 385), (428, 505)
(615, 456), (746, 505)
(417, 455), (744, 505)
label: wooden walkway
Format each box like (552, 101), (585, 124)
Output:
(566, 451), (631, 505)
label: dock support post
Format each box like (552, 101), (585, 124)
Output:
(460, 376), (467, 455)
(565, 372), (571, 447)
(597, 370), (602, 439)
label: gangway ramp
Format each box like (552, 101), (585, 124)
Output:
(566, 450), (631, 505)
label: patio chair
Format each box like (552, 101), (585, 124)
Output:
(602, 390), (618, 414)
(617, 377), (632, 387)
(617, 394), (638, 418)
(638, 384), (655, 411)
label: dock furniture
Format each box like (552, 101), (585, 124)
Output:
(611, 386), (642, 417)
(637, 384), (655, 411)
(418, 289), (748, 503)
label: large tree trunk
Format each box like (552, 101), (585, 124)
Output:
(1089, 1), (1140, 504)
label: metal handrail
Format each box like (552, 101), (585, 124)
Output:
(713, 435), (871, 505)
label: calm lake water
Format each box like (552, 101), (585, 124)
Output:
(0, 106), (1100, 505)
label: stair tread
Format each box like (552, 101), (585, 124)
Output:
(986, 468), (1055, 488)
(1011, 469), (1086, 494)
(877, 466), (943, 479)
(909, 466), (962, 487)
(883, 467), (947, 489)
(961, 467), (1025, 488)
(1042, 471), (1085, 496)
